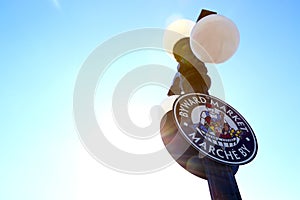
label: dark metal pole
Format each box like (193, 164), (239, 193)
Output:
(203, 158), (242, 200)
(198, 10), (242, 200)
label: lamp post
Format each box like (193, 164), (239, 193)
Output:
(160, 9), (257, 200)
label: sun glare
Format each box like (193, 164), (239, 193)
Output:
(52, 0), (61, 9)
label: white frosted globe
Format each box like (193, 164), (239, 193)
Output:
(190, 14), (240, 64)
(163, 19), (195, 55)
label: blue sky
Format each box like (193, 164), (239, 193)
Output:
(1, 0), (300, 199)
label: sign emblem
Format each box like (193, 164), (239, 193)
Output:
(173, 93), (258, 165)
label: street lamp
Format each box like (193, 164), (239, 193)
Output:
(160, 9), (257, 200)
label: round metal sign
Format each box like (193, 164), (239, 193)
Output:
(173, 93), (258, 165)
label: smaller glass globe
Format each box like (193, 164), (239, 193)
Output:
(190, 14), (240, 64)
(163, 19), (195, 56)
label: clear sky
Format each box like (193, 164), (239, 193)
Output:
(1, 0), (300, 199)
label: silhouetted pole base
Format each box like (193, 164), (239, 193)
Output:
(203, 158), (242, 200)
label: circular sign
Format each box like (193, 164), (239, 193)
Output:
(173, 93), (257, 165)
